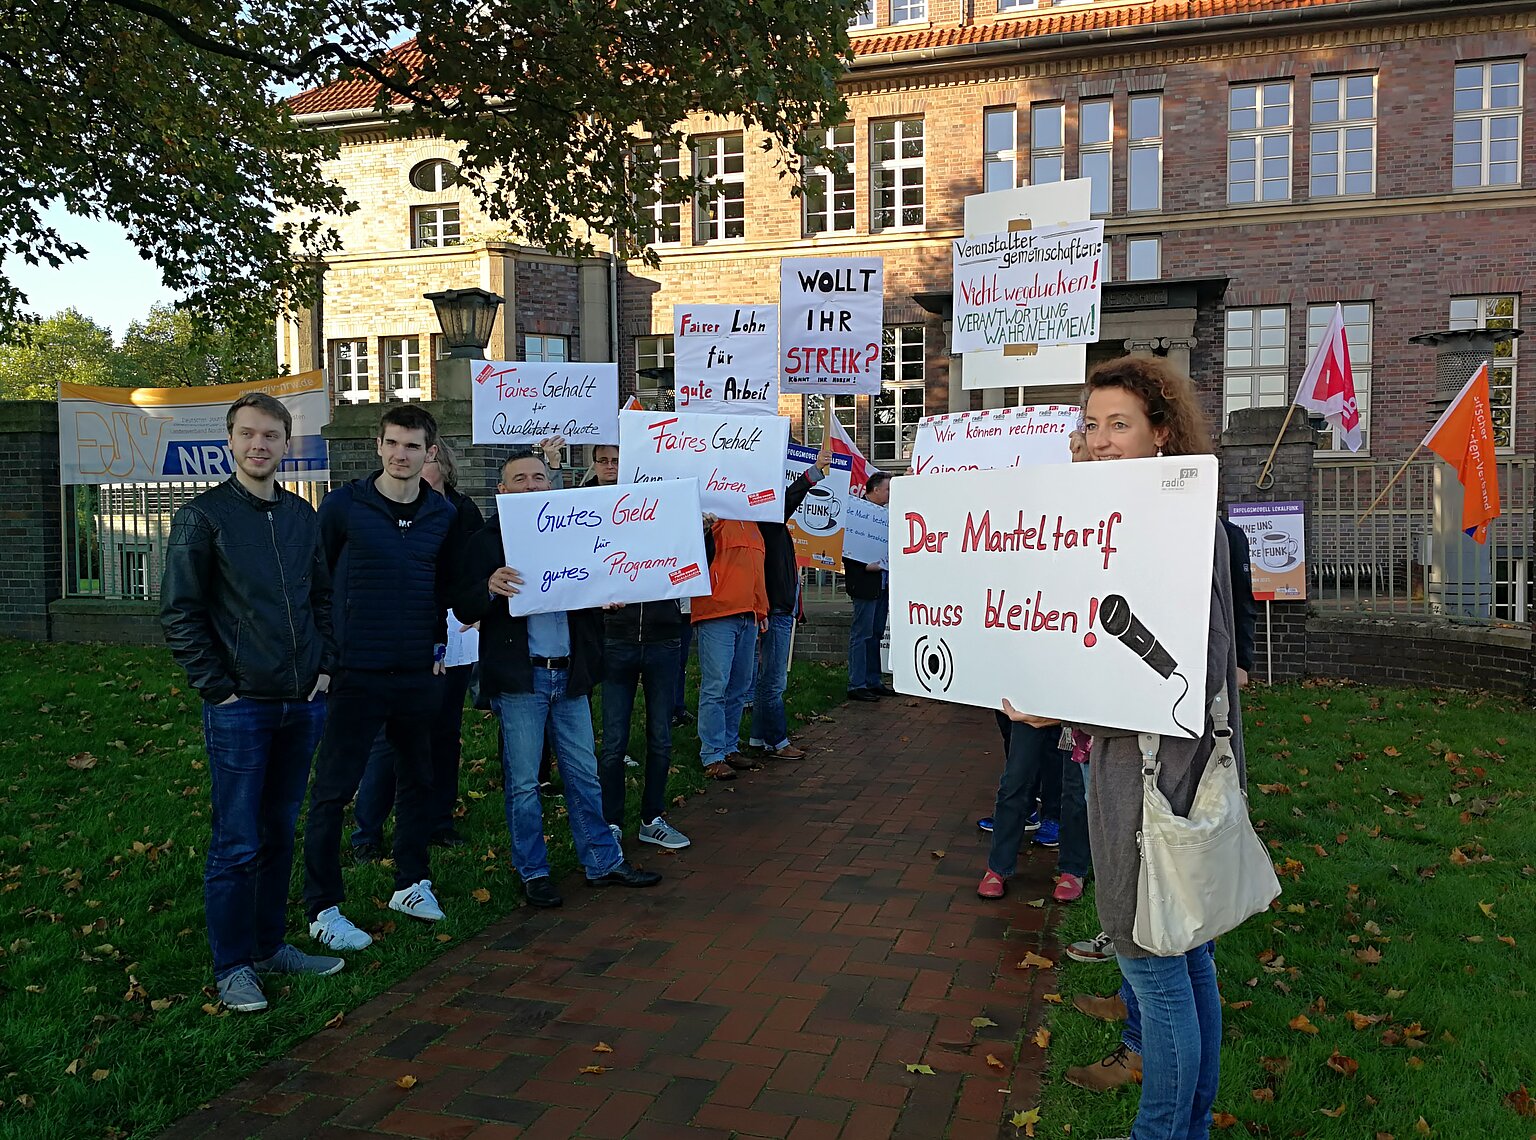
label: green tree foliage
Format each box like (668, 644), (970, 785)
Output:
(0, 310), (132, 399)
(2, 0), (856, 339)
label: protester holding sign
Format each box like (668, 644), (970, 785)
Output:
(453, 448), (663, 908)
(844, 471), (893, 702)
(1003, 356), (1249, 1137)
(693, 515), (769, 780)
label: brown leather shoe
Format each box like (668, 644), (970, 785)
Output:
(1073, 991), (1129, 1023)
(703, 762), (737, 781)
(1065, 1044), (1142, 1092)
(767, 743), (806, 760)
(724, 752), (762, 771)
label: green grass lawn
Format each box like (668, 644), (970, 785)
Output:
(0, 638), (847, 1140)
(1040, 680), (1536, 1140)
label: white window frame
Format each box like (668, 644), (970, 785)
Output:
(1079, 98), (1113, 215)
(635, 335), (675, 406)
(331, 339), (370, 404)
(804, 124), (856, 236)
(1228, 82), (1293, 204)
(891, 0), (926, 24)
(637, 143), (683, 247)
(693, 133), (745, 243)
(1449, 294), (1519, 447)
(1307, 303), (1373, 452)
(412, 204), (461, 248)
(120, 546), (151, 600)
(383, 336), (422, 401)
(848, 0), (875, 28)
(1454, 60), (1524, 189)
(983, 107), (1017, 193)
(1310, 73), (1377, 198)
(871, 117), (925, 232)
(1128, 94), (1163, 212)
(526, 335), (569, 364)
(1030, 103), (1064, 185)
(872, 325), (925, 464)
(1222, 307), (1289, 422)
(1126, 236), (1161, 282)
(997, 0), (1039, 9)
(409, 160), (459, 192)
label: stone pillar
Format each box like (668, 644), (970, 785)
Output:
(1219, 406), (1317, 681)
(0, 402), (64, 640)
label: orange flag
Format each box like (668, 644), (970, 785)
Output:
(1423, 361), (1501, 544)
(622, 394), (645, 411)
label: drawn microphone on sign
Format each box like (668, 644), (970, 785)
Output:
(1098, 594), (1196, 736)
(912, 635), (954, 694)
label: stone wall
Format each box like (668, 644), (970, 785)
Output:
(1306, 614), (1531, 699)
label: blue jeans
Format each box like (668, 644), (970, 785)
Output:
(847, 593), (887, 691)
(751, 611), (796, 749)
(599, 638), (680, 825)
(202, 696), (325, 980)
(493, 669), (624, 882)
(1118, 945), (1221, 1140)
(694, 614), (758, 765)
(987, 724), (1066, 878)
(1058, 757), (1091, 878)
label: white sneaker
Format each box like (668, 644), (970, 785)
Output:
(638, 817), (691, 850)
(623, 753), (639, 768)
(609, 822), (623, 846)
(389, 879), (445, 922)
(308, 906), (373, 950)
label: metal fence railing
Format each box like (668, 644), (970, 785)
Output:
(1310, 458), (1533, 623)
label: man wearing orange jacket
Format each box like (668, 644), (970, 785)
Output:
(693, 514), (768, 781)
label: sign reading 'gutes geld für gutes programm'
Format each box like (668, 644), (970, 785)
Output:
(470, 361), (620, 445)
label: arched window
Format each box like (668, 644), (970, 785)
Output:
(409, 159), (459, 192)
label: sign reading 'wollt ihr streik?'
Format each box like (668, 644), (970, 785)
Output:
(673, 304), (780, 415)
(618, 409), (792, 522)
(951, 220), (1105, 355)
(470, 361), (619, 445)
(495, 479), (711, 617)
(779, 256), (884, 395)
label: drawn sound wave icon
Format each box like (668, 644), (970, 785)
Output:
(912, 635), (954, 694)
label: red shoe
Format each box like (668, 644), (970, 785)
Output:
(977, 869), (1006, 899)
(1053, 873), (1084, 902)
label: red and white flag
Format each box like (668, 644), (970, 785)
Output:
(829, 416), (874, 496)
(622, 394), (645, 411)
(1295, 303), (1363, 451)
(1423, 361), (1501, 544)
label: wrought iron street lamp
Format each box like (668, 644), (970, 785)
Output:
(425, 288), (503, 358)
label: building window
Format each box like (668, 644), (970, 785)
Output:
(1449, 294), (1518, 446)
(1128, 94), (1163, 211)
(412, 205), (461, 248)
(383, 336), (422, 401)
(997, 0), (1039, 9)
(1228, 82), (1292, 203)
(804, 124), (856, 235)
(693, 133), (745, 243)
(637, 143), (682, 246)
(635, 335), (675, 406)
(873, 326), (925, 463)
(1030, 103), (1064, 184)
(983, 107), (1017, 193)
(331, 339), (370, 404)
(1223, 307), (1289, 421)
(871, 118), (925, 231)
(891, 0), (926, 23)
(1307, 303), (1373, 451)
(1454, 60), (1523, 189)
(409, 159), (459, 192)
(848, 0), (874, 27)
(1126, 237), (1161, 282)
(526, 335), (569, 363)
(1311, 74), (1376, 197)
(120, 547), (151, 600)
(1079, 98), (1112, 215)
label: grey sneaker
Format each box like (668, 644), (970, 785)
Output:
(254, 943), (345, 977)
(638, 817), (691, 850)
(1066, 931), (1117, 964)
(216, 966), (268, 1013)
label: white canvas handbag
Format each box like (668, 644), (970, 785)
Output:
(1131, 686), (1282, 956)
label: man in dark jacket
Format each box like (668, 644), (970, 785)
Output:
(843, 470), (893, 701)
(749, 436), (831, 758)
(303, 405), (461, 951)
(454, 446), (662, 908)
(160, 392), (342, 1013)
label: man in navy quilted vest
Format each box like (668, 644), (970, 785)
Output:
(302, 404), (464, 950)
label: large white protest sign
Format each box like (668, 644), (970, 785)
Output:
(911, 405), (1079, 475)
(952, 220), (1105, 355)
(618, 409), (791, 522)
(785, 443), (851, 570)
(889, 456), (1218, 737)
(496, 480), (711, 616)
(674, 304), (780, 415)
(470, 360), (619, 445)
(58, 371), (329, 484)
(780, 256), (884, 395)
(841, 494), (889, 568)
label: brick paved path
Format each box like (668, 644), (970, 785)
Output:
(165, 697), (1066, 1140)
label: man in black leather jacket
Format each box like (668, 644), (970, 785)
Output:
(160, 392), (342, 1013)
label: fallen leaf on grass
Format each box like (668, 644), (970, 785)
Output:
(1260, 1057), (1292, 1077)
(1251, 1088), (1274, 1102)
(1503, 1086), (1536, 1117)
(592, 1042), (613, 1053)
(986, 1054), (1006, 1070)
(1415, 1117), (1431, 1134)
(150, 998), (174, 1012)
(1289, 1013), (1320, 1034)
(579, 1065), (607, 1075)
(394, 1075), (417, 1089)
(67, 753), (98, 770)
(470, 887), (491, 904)
(65, 1059), (80, 1076)
(1499, 935), (1517, 947)
(1008, 1107), (1040, 1135)
(1015, 952), (1054, 970)
(324, 1011), (345, 1029)
(1032, 1027), (1050, 1048)
(91, 1069), (110, 1082)
(1320, 1104), (1347, 1118)
(1041, 993), (1062, 1004)
(970, 1016), (998, 1028)
(904, 1063), (937, 1075)
(1326, 1051), (1359, 1078)
(1356, 946), (1383, 964)
(1478, 900), (1497, 919)
(200, 1002), (223, 1016)
(1212, 1113), (1238, 1129)
(1385, 988), (1407, 1000)
(435, 933), (452, 943)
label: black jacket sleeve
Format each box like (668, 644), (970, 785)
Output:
(451, 524), (504, 624)
(1222, 519), (1257, 672)
(159, 506), (238, 703)
(783, 470), (816, 520)
(318, 486), (351, 573)
(310, 531), (338, 676)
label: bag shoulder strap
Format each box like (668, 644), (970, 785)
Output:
(1138, 683), (1233, 788)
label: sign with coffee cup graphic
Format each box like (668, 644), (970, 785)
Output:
(785, 442), (852, 569)
(1227, 501), (1307, 601)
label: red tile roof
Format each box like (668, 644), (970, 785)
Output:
(287, 1), (1352, 117)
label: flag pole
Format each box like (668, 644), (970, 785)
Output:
(1356, 445), (1424, 525)
(1253, 403), (1302, 490)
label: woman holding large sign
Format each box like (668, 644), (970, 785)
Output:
(1005, 357), (1254, 1140)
